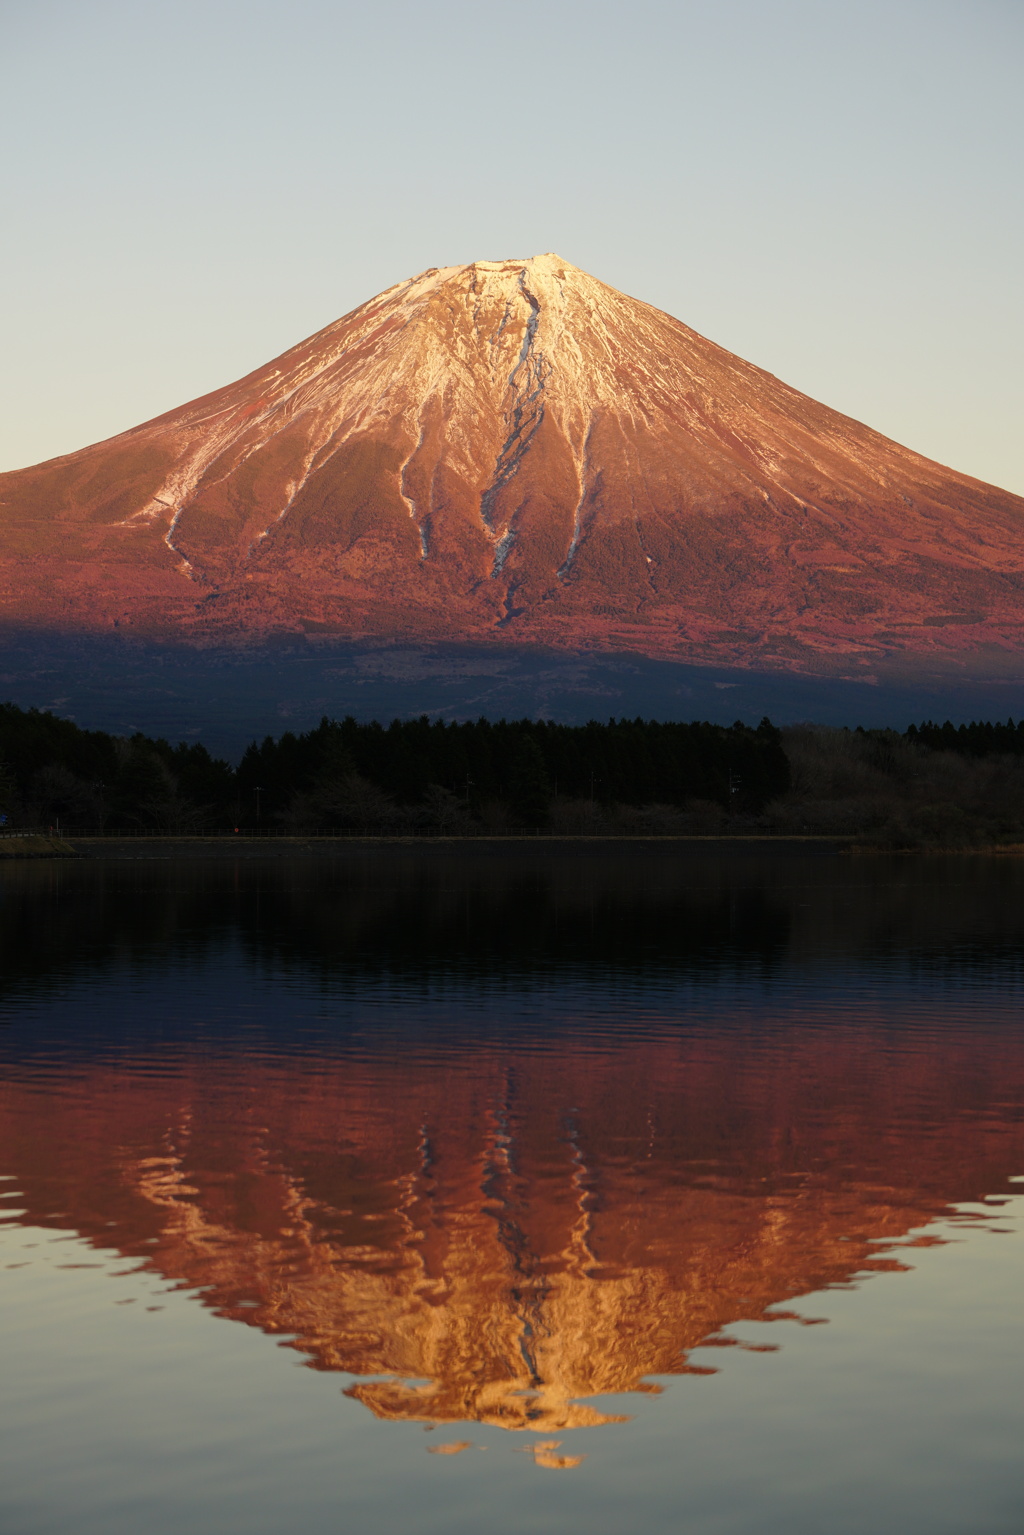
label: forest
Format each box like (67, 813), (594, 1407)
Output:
(2, 700), (1024, 846)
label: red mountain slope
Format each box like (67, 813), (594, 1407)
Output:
(2, 253), (1023, 667)
(4, 1027), (1022, 1435)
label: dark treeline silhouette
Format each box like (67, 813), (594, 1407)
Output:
(0, 703), (232, 832)
(0, 704), (785, 834)
(235, 715), (789, 832)
(907, 719), (1024, 757)
(4, 699), (1024, 845)
(772, 721), (1024, 847)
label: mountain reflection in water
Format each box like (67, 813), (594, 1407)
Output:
(1, 849), (1024, 1448)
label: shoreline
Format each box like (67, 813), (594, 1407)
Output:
(3, 834), (1020, 860)
(0, 835), (76, 859)
(59, 834), (848, 860)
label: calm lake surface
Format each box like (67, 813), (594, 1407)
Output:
(1, 845), (1023, 1535)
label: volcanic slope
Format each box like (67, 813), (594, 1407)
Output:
(3, 253), (1024, 667)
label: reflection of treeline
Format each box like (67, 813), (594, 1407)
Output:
(5, 698), (1024, 844)
(3, 849), (1024, 1019)
(0, 852), (792, 1011)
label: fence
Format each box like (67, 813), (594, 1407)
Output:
(0, 826), (553, 840)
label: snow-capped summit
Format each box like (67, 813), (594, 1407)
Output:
(2, 255), (1023, 667)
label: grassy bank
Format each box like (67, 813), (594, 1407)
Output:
(0, 835), (76, 859)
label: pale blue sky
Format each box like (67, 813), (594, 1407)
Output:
(2, 0), (1022, 491)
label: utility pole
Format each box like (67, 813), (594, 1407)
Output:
(254, 786), (263, 825)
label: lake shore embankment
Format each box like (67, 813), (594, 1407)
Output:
(0, 835), (76, 859)
(62, 835), (848, 861)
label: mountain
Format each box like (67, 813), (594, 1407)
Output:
(3, 253), (1024, 674)
(5, 1028), (1023, 1437)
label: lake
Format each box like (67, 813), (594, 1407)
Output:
(1, 845), (1022, 1534)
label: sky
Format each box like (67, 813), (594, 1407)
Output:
(1, 0), (1022, 493)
